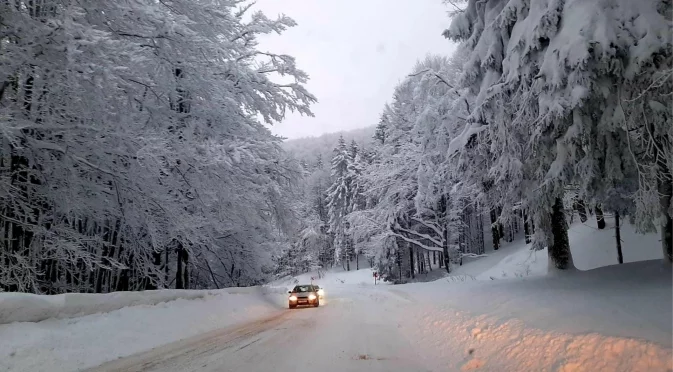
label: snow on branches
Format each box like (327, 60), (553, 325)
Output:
(0, 0), (315, 293)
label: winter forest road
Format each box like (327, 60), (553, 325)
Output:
(87, 287), (433, 372)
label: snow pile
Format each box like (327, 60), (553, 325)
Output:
(395, 260), (672, 371)
(452, 217), (663, 281)
(412, 307), (671, 372)
(0, 288), (232, 325)
(0, 288), (282, 372)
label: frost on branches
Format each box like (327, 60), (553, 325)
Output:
(445, 0), (672, 267)
(0, 0), (315, 293)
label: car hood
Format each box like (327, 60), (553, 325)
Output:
(294, 293), (315, 298)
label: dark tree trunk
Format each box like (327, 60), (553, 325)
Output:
(427, 250), (432, 271)
(576, 199), (588, 223)
(442, 227), (450, 273)
(165, 247), (170, 285)
(490, 209), (500, 250)
(346, 252), (350, 271)
(356, 253), (359, 270)
(433, 251), (436, 265)
(595, 205), (606, 229)
(478, 210), (485, 254)
(523, 209), (532, 244)
(176, 242), (185, 289)
(183, 249), (189, 289)
(615, 211), (623, 264)
(549, 198), (572, 270)
(396, 248), (402, 281)
(408, 244), (415, 279)
(658, 167), (672, 262)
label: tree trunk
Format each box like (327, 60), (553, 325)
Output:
(523, 209), (531, 244)
(615, 211), (623, 264)
(442, 227), (450, 273)
(397, 249), (402, 281)
(658, 166), (672, 262)
(490, 209), (500, 250)
(356, 253), (359, 270)
(416, 250), (420, 274)
(595, 205), (606, 230)
(433, 251), (436, 265)
(549, 198), (573, 270)
(478, 210), (485, 254)
(176, 241), (187, 289)
(408, 244), (415, 279)
(576, 199), (588, 223)
(427, 250), (432, 271)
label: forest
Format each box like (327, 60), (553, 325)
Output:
(0, 0), (671, 294)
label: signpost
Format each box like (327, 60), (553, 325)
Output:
(373, 271), (378, 285)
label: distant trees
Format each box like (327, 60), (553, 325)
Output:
(286, 0), (673, 282)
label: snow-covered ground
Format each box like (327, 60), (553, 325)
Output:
(395, 260), (672, 371)
(0, 217), (669, 371)
(0, 287), (287, 372)
(450, 215), (665, 280)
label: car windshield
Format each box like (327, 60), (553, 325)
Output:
(293, 285), (313, 293)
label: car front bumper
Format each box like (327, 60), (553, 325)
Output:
(290, 298), (318, 306)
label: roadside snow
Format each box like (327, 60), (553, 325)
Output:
(394, 260), (672, 371)
(0, 287), (284, 372)
(0, 289), (224, 325)
(452, 216), (664, 281)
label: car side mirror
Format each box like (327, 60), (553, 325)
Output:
(288, 291), (292, 294)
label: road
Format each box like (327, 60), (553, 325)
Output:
(87, 287), (433, 372)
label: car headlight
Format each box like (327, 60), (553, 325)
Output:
(289, 296), (297, 301)
(308, 294), (317, 300)
(317, 289), (324, 296)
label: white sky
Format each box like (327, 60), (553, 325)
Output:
(254, 0), (458, 139)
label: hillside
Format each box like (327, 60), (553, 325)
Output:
(282, 126), (376, 165)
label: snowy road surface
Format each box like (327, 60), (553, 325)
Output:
(88, 287), (431, 372)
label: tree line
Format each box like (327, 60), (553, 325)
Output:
(278, 0), (672, 281)
(0, 0), (315, 293)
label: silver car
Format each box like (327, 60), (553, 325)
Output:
(288, 284), (320, 309)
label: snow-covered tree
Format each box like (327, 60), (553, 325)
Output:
(326, 136), (352, 267)
(0, 0), (315, 293)
(445, 0), (672, 268)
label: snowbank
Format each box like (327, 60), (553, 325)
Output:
(0, 288), (231, 325)
(451, 216), (664, 281)
(399, 260), (672, 346)
(394, 260), (672, 370)
(0, 287), (283, 372)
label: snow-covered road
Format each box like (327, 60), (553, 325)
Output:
(87, 286), (431, 372)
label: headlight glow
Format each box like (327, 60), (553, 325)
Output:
(308, 294), (317, 300)
(317, 289), (324, 296)
(289, 295), (297, 301)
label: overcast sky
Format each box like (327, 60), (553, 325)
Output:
(253, 0), (458, 139)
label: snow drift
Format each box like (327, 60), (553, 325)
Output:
(0, 286), (282, 325)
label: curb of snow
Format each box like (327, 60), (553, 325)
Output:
(0, 287), (268, 325)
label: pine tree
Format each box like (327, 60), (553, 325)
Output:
(326, 136), (351, 266)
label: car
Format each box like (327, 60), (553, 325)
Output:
(288, 284), (320, 309)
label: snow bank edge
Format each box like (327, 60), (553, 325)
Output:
(0, 286), (286, 325)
